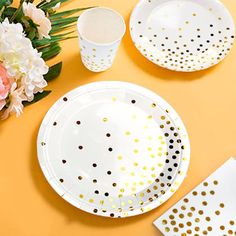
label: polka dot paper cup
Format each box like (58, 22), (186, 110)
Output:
(77, 7), (126, 72)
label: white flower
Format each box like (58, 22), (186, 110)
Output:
(23, 2), (52, 39)
(2, 83), (27, 119)
(0, 19), (48, 118)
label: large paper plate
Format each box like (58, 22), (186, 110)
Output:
(37, 81), (190, 218)
(130, 0), (235, 72)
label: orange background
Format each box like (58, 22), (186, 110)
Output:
(1, 0), (236, 235)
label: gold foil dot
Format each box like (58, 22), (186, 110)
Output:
(181, 205), (186, 210)
(201, 191), (206, 196)
(230, 220), (235, 225)
(171, 221), (176, 225)
(202, 201), (208, 206)
(165, 227), (170, 232)
(174, 227), (179, 232)
(169, 214), (175, 220)
(190, 207), (196, 211)
(210, 190), (215, 195)
(220, 225), (225, 230)
(219, 203), (225, 208)
(198, 210), (204, 215)
(195, 226), (200, 231)
(162, 219), (167, 225)
(206, 217), (211, 221)
(203, 230), (208, 235)
(186, 229), (192, 234)
(215, 210), (220, 215)
(195, 218), (200, 223)
(187, 221), (192, 226)
(173, 208), (178, 213)
(187, 212), (193, 217)
(207, 227), (212, 231)
(184, 198), (189, 203)
(179, 223), (184, 228)
(203, 182), (208, 187)
(213, 180), (218, 185)
(193, 191), (198, 196)
(179, 213), (184, 219)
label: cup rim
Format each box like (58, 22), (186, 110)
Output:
(77, 6), (126, 46)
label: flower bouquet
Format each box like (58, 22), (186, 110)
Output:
(0, 0), (90, 119)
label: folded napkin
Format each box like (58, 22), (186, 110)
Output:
(154, 158), (236, 236)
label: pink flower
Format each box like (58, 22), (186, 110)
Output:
(0, 64), (10, 111)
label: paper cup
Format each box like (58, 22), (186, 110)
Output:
(77, 7), (126, 72)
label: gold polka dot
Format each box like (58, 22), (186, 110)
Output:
(210, 190), (215, 195)
(117, 155), (123, 160)
(173, 227), (179, 232)
(89, 199), (94, 203)
(133, 149), (139, 154)
(79, 194), (84, 199)
(230, 220), (235, 225)
(125, 131), (131, 136)
(190, 207), (195, 211)
(220, 225), (225, 230)
(215, 210), (220, 215)
(187, 212), (193, 217)
(103, 118), (108, 122)
(162, 219), (167, 225)
(186, 229), (192, 234)
(207, 227), (212, 231)
(219, 203), (224, 208)
(173, 208), (178, 213)
(213, 180), (218, 185)
(171, 220), (176, 226)
(165, 227), (170, 232)
(179, 223), (184, 228)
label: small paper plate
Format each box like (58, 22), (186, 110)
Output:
(130, 0), (235, 72)
(37, 81), (190, 218)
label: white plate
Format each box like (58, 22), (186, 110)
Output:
(37, 81), (190, 218)
(130, 0), (235, 72)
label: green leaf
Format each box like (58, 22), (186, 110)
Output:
(28, 28), (36, 40)
(44, 62), (62, 81)
(50, 7), (93, 19)
(0, 0), (13, 10)
(33, 35), (76, 47)
(39, 43), (61, 61)
(23, 90), (52, 106)
(51, 16), (78, 26)
(2, 7), (17, 18)
(50, 23), (76, 34)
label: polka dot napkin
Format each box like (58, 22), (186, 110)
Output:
(154, 157), (236, 236)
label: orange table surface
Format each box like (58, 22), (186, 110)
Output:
(1, 0), (236, 235)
